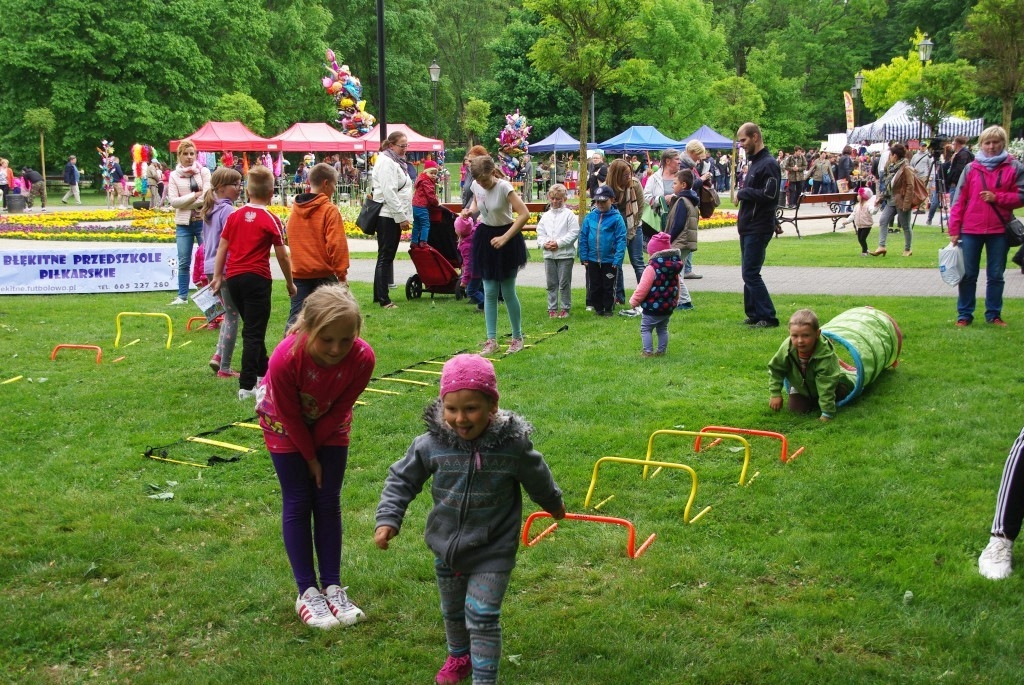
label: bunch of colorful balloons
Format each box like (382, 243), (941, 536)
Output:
(131, 143), (156, 196)
(322, 49), (376, 137)
(97, 140), (115, 193)
(496, 109), (531, 179)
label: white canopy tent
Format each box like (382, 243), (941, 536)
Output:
(848, 101), (984, 143)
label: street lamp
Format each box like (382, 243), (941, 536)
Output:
(917, 35), (934, 64)
(428, 59), (441, 140)
(854, 71), (864, 91)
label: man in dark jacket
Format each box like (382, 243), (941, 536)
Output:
(946, 135), (974, 204)
(61, 155), (81, 205)
(22, 167), (45, 209)
(735, 122), (781, 328)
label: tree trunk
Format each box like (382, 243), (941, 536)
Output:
(578, 90), (590, 223)
(1003, 96), (1014, 134)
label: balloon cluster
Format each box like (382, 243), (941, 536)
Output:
(496, 109), (531, 178)
(322, 49), (376, 137)
(97, 140), (115, 193)
(132, 143), (156, 196)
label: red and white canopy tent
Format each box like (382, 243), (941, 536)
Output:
(270, 122), (367, 152)
(357, 123), (444, 152)
(170, 121), (276, 152)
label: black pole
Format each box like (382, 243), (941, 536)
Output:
(432, 82), (438, 140)
(376, 0), (387, 148)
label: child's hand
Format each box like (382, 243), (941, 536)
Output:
(210, 275), (222, 295)
(286, 282), (297, 298)
(769, 397), (783, 411)
(374, 525), (398, 550)
(551, 503), (566, 520)
(307, 458), (323, 488)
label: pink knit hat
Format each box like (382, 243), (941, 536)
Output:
(647, 232), (672, 254)
(423, 160), (438, 170)
(440, 354), (499, 402)
(858, 187), (873, 201)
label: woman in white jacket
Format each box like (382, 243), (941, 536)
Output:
(370, 132), (414, 308)
(167, 140), (212, 305)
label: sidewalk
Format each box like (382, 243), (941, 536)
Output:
(2, 216), (1021, 299)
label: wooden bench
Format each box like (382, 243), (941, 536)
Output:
(776, 192), (857, 238)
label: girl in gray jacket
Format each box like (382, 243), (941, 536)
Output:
(375, 354), (565, 685)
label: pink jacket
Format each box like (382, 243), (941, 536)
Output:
(167, 165), (212, 225)
(454, 214), (477, 283)
(949, 159), (1024, 238)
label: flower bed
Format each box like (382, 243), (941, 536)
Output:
(0, 206), (737, 243)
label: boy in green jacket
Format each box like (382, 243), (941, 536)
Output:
(767, 309), (855, 422)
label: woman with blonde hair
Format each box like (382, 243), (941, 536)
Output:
(167, 139), (212, 305)
(948, 125), (1024, 327)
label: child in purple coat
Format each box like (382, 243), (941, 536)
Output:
(454, 214), (483, 309)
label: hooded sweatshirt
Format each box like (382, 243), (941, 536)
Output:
(286, 192), (349, 280)
(767, 334), (855, 418)
(578, 204), (627, 266)
(375, 401), (564, 574)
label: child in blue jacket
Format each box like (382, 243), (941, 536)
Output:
(579, 184), (627, 316)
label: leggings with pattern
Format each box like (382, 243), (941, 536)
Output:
(435, 560), (511, 685)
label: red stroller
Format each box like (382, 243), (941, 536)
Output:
(406, 208), (465, 301)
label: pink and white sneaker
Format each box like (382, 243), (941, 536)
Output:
(323, 585), (366, 626)
(295, 587), (341, 629)
(435, 653), (472, 685)
(209, 354), (221, 373)
(507, 338), (525, 354)
(480, 339), (499, 355)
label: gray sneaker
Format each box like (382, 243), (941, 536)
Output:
(618, 307), (640, 317)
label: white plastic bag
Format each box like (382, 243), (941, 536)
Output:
(939, 244), (964, 286)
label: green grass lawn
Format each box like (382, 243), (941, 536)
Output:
(2, 282), (1022, 683)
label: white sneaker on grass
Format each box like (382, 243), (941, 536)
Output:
(295, 587), (341, 629)
(323, 585), (366, 626)
(168, 296), (187, 306)
(979, 536), (1014, 580)
(238, 388), (256, 401)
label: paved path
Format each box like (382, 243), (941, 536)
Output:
(2, 215), (1021, 299)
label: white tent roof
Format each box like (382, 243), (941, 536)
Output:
(848, 101), (984, 143)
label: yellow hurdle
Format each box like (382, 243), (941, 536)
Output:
(115, 312), (173, 349)
(584, 456), (711, 524)
(373, 377), (430, 387)
(642, 429), (753, 486)
(186, 437), (255, 453)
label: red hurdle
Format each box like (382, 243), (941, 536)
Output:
(522, 511), (657, 560)
(694, 425), (804, 463)
(50, 341), (102, 362)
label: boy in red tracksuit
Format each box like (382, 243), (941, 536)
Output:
(411, 160), (442, 246)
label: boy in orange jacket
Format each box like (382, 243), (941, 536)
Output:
(284, 163), (350, 330)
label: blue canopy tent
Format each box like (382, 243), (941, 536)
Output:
(679, 125), (733, 150)
(596, 125), (680, 153)
(530, 127), (582, 153)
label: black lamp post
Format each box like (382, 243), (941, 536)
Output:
(917, 35), (934, 141)
(851, 71), (863, 126)
(429, 59), (441, 140)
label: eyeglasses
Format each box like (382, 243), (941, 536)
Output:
(395, 143), (409, 148)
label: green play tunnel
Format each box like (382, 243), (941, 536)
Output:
(821, 306), (902, 407)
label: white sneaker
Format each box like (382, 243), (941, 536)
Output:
(323, 585), (366, 626)
(238, 388), (257, 401)
(295, 587), (341, 629)
(979, 536), (1014, 580)
(480, 339), (499, 355)
(168, 297), (187, 306)
(618, 307), (640, 317)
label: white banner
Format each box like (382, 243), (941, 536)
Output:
(0, 246), (187, 295)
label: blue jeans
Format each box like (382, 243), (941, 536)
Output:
(411, 206), (430, 245)
(175, 220), (203, 299)
(927, 188), (940, 223)
(739, 231), (777, 324)
(957, 232), (1008, 323)
(615, 232), (645, 303)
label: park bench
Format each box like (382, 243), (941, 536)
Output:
(776, 192), (857, 238)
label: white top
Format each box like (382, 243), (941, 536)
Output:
(471, 178), (515, 226)
(535, 207), (580, 260)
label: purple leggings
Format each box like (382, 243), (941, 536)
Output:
(271, 446), (348, 592)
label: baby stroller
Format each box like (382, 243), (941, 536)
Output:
(406, 207), (465, 301)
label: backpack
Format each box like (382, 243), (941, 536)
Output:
(698, 183), (720, 219)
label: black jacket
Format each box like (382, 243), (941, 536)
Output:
(736, 148), (781, 235)
(23, 168), (44, 184)
(946, 148), (974, 189)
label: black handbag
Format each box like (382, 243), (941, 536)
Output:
(356, 196), (383, 235)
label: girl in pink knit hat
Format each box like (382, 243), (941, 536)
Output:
(375, 353), (565, 685)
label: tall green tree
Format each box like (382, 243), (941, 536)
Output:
(479, 8), (582, 149)
(23, 108), (55, 201)
(526, 0), (653, 217)
(462, 98), (491, 147)
(743, 43), (814, 150)
(905, 61), (977, 136)
(212, 94), (267, 135)
(859, 32), (931, 117)
(708, 76), (764, 200)
(955, 0), (1024, 131)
